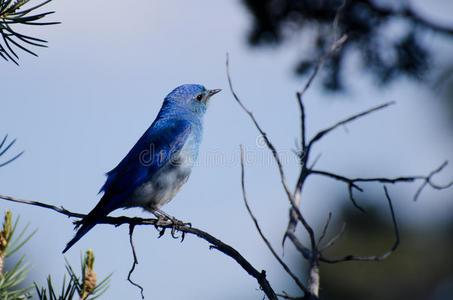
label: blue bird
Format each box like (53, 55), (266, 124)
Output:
(63, 84), (221, 253)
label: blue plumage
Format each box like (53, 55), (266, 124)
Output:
(63, 84), (221, 253)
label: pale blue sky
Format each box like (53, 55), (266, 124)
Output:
(1, 0), (453, 299)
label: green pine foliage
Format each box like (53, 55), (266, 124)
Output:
(35, 251), (112, 300)
(0, 211), (111, 300)
(0, 211), (35, 300)
(0, 0), (59, 64)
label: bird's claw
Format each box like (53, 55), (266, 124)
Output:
(171, 225), (179, 239)
(158, 227), (166, 238)
(168, 218), (190, 241)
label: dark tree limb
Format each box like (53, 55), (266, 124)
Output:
(0, 194), (278, 300)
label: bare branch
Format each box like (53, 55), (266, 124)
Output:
(240, 146), (309, 295)
(299, 34), (348, 97)
(127, 224), (144, 299)
(296, 94), (307, 153)
(226, 53), (294, 205)
(413, 161), (453, 201)
(0, 194), (278, 300)
(309, 170), (364, 191)
(285, 231), (311, 260)
(319, 223), (346, 252)
(0, 194), (85, 218)
(317, 212), (332, 247)
(310, 160), (453, 209)
(348, 184), (366, 213)
(307, 101), (395, 149)
(320, 186), (399, 263)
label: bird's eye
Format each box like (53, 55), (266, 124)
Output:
(196, 94), (203, 101)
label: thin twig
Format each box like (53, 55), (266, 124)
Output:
(240, 146), (309, 295)
(348, 184), (366, 212)
(308, 153), (322, 169)
(332, 0), (348, 43)
(300, 34), (348, 97)
(296, 93), (307, 153)
(127, 224), (144, 299)
(413, 161), (453, 201)
(319, 223), (346, 252)
(227, 54), (295, 206)
(320, 186), (399, 263)
(307, 101), (396, 149)
(317, 212), (332, 246)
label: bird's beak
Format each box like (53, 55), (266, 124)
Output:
(208, 89), (222, 97)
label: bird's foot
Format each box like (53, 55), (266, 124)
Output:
(152, 209), (188, 226)
(151, 209), (190, 241)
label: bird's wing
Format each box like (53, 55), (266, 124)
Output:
(100, 118), (192, 203)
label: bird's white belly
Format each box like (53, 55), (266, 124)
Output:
(128, 153), (193, 210)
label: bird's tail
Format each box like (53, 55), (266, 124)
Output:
(62, 195), (116, 253)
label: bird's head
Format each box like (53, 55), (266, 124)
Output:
(164, 84), (221, 117)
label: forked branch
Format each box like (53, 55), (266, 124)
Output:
(320, 186), (400, 263)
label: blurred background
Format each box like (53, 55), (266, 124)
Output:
(1, 0), (453, 299)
